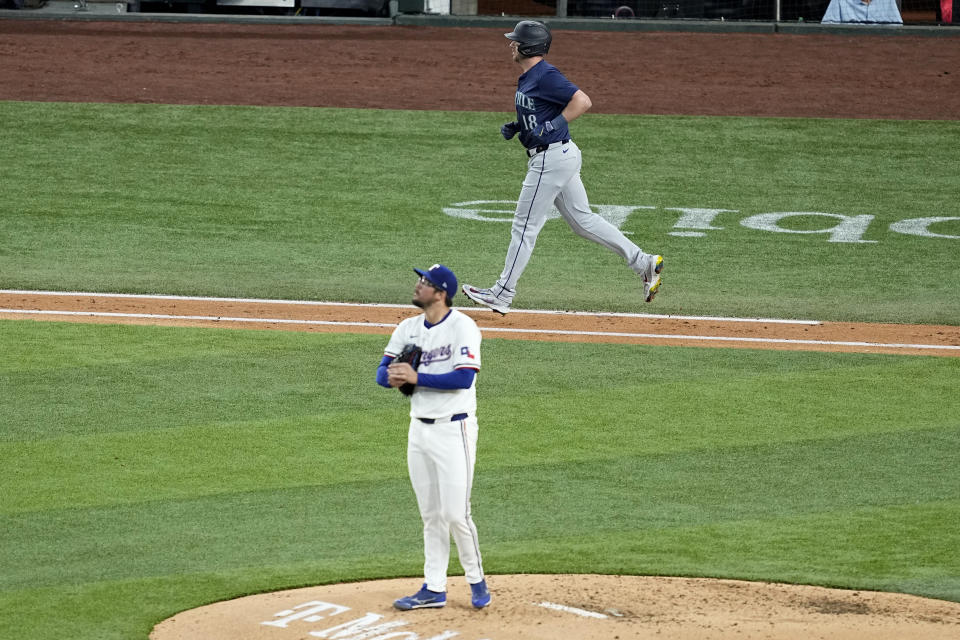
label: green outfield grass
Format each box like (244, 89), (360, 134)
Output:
(2, 99), (959, 640)
(1, 320), (958, 640)
(1, 101), (958, 323)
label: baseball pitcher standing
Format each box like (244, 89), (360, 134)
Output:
(377, 263), (491, 611)
(462, 20), (663, 315)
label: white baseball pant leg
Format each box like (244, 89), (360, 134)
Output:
(493, 141), (647, 303)
(407, 417), (484, 593)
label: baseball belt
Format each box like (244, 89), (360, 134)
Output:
(418, 413), (469, 424)
(527, 139), (570, 157)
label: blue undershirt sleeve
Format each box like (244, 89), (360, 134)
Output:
(417, 368), (477, 390)
(376, 355), (393, 388)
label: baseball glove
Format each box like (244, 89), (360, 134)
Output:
(394, 344), (423, 396)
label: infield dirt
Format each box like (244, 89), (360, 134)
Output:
(2, 291), (959, 356)
(150, 574), (960, 640)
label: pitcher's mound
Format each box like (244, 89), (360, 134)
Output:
(150, 574), (960, 640)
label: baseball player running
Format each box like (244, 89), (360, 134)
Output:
(377, 263), (491, 610)
(462, 20), (663, 315)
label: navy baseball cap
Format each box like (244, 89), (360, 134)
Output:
(414, 264), (457, 298)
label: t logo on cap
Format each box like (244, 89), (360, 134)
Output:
(414, 264), (458, 298)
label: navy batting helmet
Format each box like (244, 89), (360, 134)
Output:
(504, 20), (552, 58)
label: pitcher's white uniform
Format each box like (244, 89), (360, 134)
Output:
(384, 309), (485, 592)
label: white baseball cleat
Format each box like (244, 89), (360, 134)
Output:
(642, 254), (663, 303)
(461, 285), (511, 315)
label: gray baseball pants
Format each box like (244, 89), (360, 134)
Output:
(492, 140), (648, 303)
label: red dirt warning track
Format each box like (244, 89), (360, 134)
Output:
(2, 22), (959, 120)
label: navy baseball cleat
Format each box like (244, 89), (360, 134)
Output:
(470, 579), (492, 608)
(393, 584), (446, 610)
(461, 285), (511, 315)
(642, 254), (663, 303)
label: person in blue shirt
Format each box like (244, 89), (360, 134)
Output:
(461, 20), (663, 315)
(822, 0), (902, 23)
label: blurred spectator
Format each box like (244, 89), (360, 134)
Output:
(941, 0), (953, 22)
(822, 0), (903, 22)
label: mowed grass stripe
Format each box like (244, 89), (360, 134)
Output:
(2, 428), (957, 594)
